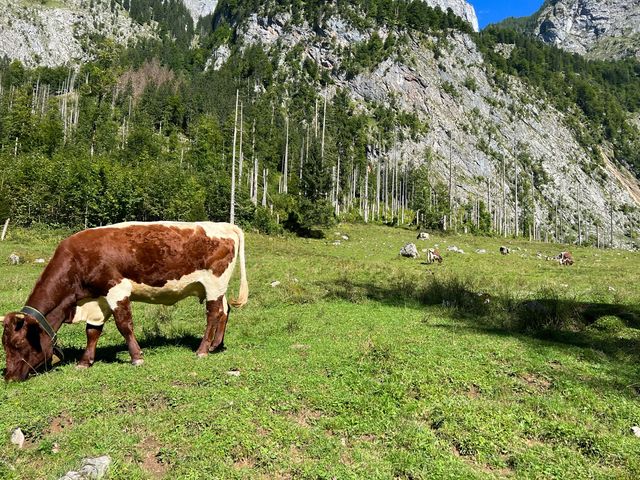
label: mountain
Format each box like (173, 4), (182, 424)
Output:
(0, 0), (153, 68)
(208, 6), (640, 242)
(497, 0), (640, 60)
(0, 0), (639, 246)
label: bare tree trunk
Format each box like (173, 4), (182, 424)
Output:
(251, 119), (258, 205)
(283, 115), (289, 194)
(239, 102), (244, 181)
(335, 147), (341, 215)
(1, 218), (9, 241)
(514, 161), (519, 237)
(321, 92), (327, 162)
(364, 163), (369, 223)
(577, 183), (582, 246)
(609, 187), (614, 248)
(502, 155), (506, 237)
(448, 138), (453, 232)
(376, 159), (381, 221)
(262, 168), (268, 207)
(230, 90), (239, 224)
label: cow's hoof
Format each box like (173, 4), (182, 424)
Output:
(131, 359), (144, 366)
(209, 343), (225, 353)
(196, 352), (208, 358)
(76, 363), (90, 370)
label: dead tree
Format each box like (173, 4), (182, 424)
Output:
(230, 90), (239, 224)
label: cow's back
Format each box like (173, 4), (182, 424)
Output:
(67, 222), (239, 298)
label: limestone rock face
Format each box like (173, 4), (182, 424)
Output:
(181, 0), (219, 23)
(533, 0), (640, 59)
(228, 12), (640, 244)
(0, 0), (153, 67)
(425, 0), (479, 32)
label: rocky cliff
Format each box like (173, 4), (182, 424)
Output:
(213, 11), (640, 243)
(181, 0), (218, 23)
(0, 0), (153, 68)
(533, 0), (640, 59)
(426, 0), (478, 32)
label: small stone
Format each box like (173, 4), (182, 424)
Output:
(34, 258), (45, 264)
(10, 428), (25, 448)
(632, 426), (640, 438)
(8, 253), (20, 265)
(270, 281), (281, 287)
(227, 370), (241, 377)
(475, 249), (486, 254)
(341, 235), (349, 240)
(52, 443), (60, 454)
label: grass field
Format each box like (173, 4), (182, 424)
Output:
(1, 224), (639, 479)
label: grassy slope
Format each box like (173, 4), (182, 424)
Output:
(0, 224), (639, 479)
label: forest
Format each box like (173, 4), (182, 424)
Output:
(0, 0), (638, 242)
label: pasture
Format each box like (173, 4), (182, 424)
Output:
(0, 224), (639, 479)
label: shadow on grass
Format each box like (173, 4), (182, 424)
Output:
(321, 275), (640, 362)
(58, 333), (208, 367)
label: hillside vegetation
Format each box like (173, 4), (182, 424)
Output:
(0, 225), (639, 478)
(0, 0), (639, 243)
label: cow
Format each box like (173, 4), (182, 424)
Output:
(555, 251), (574, 266)
(500, 246), (510, 255)
(427, 248), (443, 264)
(2, 222), (248, 381)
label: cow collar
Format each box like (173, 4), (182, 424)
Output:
(20, 306), (57, 343)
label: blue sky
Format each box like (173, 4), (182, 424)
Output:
(470, 1), (544, 29)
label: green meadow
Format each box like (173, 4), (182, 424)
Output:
(0, 224), (639, 479)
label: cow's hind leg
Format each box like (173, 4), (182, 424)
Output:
(77, 324), (104, 369)
(113, 298), (144, 366)
(196, 295), (228, 357)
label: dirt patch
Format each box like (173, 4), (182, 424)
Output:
(139, 436), (170, 479)
(519, 373), (552, 391)
(453, 444), (514, 477)
(525, 438), (545, 448)
(287, 407), (323, 428)
(48, 412), (74, 435)
(466, 384), (481, 399)
(233, 457), (257, 469)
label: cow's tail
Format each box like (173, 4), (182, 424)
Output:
(229, 225), (248, 308)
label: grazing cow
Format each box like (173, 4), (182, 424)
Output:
(2, 222), (248, 381)
(427, 248), (443, 264)
(500, 246), (510, 255)
(555, 251), (574, 266)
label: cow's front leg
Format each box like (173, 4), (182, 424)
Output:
(113, 298), (144, 366)
(210, 297), (230, 353)
(77, 324), (104, 368)
(196, 295), (228, 357)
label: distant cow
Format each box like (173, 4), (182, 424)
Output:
(427, 248), (443, 264)
(416, 232), (430, 240)
(2, 222), (248, 381)
(500, 246), (510, 255)
(555, 251), (574, 266)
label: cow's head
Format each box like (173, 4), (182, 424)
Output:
(2, 312), (58, 381)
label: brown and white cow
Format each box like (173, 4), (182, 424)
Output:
(427, 248), (443, 264)
(555, 251), (574, 266)
(2, 222), (248, 381)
